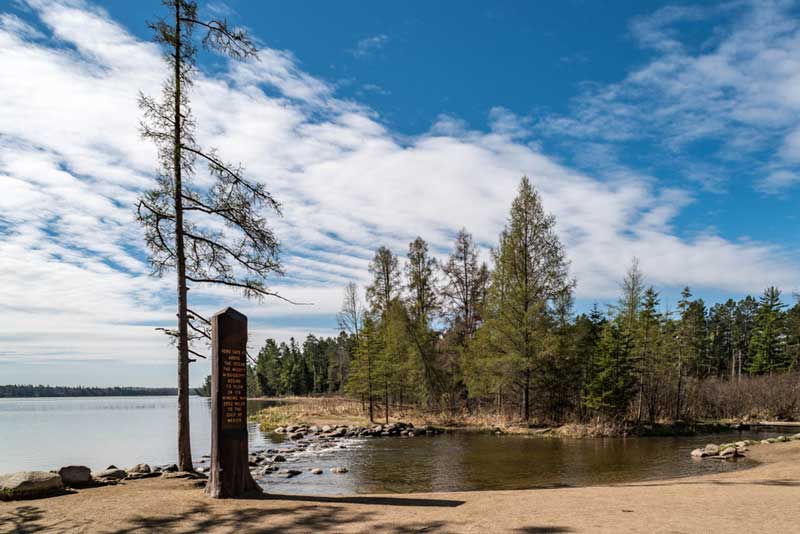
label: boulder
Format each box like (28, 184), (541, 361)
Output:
(330, 467), (348, 474)
(321, 425), (332, 433)
(278, 469), (302, 478)
(690, 448), (707, 458)
(310, 468), (323, 475)
(128, 463), (151, 474)
(775, 435), (789, 443)
(792, 433), (800, 441)
(719, 447), (738, 458)
(703, 444), (720, 455)
(272, 455), (287, 462)
(93, 468), (126, 482)
(0, 471), (64, 500)
(288, 432), (304, 440)
(57, 465), (91, 487)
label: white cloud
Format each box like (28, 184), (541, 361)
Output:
(0, 0), (798, 383)
(541, 0), (800, 194)
(348, 34), (389, 59)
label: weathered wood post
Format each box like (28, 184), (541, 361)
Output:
(205, 307), (261, 498)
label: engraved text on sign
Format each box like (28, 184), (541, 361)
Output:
(220, 347), (246, 430)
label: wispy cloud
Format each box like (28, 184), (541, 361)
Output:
(540, 1), (800, 194)
(0, 0), (798, 383)
(348, 34), (389, 58)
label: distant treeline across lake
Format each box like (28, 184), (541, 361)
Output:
(0, 385), (180, 397)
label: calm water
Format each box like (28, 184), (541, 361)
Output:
(0, 396), (786, 494)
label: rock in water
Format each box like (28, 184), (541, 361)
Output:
(719, 447), (738, 458)
(703, 444), (720, 455)
(690, 448), (706, 458)
(57, 465), (91, 487)
(310, 468), (323, 475)
(0, 471), (63, 500)
(330, 467), (348, 474)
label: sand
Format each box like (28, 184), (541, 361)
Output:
(2, 441), (799, 533)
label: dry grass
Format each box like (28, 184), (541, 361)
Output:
(251, 396), (541, 433)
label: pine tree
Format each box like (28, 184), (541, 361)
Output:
(583, 319), (636, 420)
(366, 246), (401, 317)
(635, 286), (662, 422)
(470, 177), (574, 420)
(708, 299), (736, 378)
(748, 287), (788, 374)
(733, 296), (758, 379)
(345, 316), (382, 422)
(405, 237), (439, 325)
(441, 228), (489, 336)
(136, 0), (282, 471)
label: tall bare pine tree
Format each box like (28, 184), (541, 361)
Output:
(137, 0), (283, 471)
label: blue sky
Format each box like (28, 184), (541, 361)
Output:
(1, 0), (799, 387)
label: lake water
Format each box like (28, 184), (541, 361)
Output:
(0, 396), (787, 494)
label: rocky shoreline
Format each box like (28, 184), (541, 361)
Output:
(689, 432), (800, 460)
(235, 421), (443, 480)
(0, 462), (205, 501)
(0, 421), (442, 500)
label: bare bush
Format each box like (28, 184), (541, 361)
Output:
(683, 373), (800, 421)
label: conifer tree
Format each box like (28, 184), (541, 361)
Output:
(583, 319), (636, 420)
(366, 246), (401, 317)
(748, 287), (788, 374)
(441, 229), (489, 336)
(136, 0), (282, 471)
(471, 177), (574, 420)
(345, 316), (382, 422)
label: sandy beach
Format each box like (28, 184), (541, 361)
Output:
(2, 440), (799, 533)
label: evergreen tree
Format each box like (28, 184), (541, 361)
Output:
(346, 316), (381, 422)
(255, 339), (281, 396)
(574, 304), (606, 419)
(405, 237), (439, 325)
(748, 287), (788, 374)
(635, 286), (662, 422)
(708, 299), (736, 378)
(583, 319), (636, 420)
(469, 177), (574, 420)
(733, 296), (758, 379)
(366, 246), (401, 317)
(136, 0), (281, 471)
(441, 228), (489, 336)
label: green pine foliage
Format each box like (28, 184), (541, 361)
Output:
(204, 176), (800, 426)
(583, 319), (637, 419)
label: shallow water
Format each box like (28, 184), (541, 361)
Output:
(0, 396), (787, 494)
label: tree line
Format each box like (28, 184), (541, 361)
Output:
(0, 385), (179, 398)
(237, 177), (800, 424)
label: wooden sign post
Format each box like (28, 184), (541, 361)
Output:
(205, 307), (261, 498)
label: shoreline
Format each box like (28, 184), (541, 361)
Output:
(248, 395), (800, 439)
(3, 441), (799, 533)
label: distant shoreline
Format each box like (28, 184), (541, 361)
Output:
(0, 385), (187, 398)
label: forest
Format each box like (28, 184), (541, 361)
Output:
(204, 177), (800, 425)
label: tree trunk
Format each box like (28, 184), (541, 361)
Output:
(384, 381), (389, 425)
(173, 4), (193, 473)
(523, 371), (530, 421)
(675, 360), (684, 421)
(367, 354), (374, 423)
